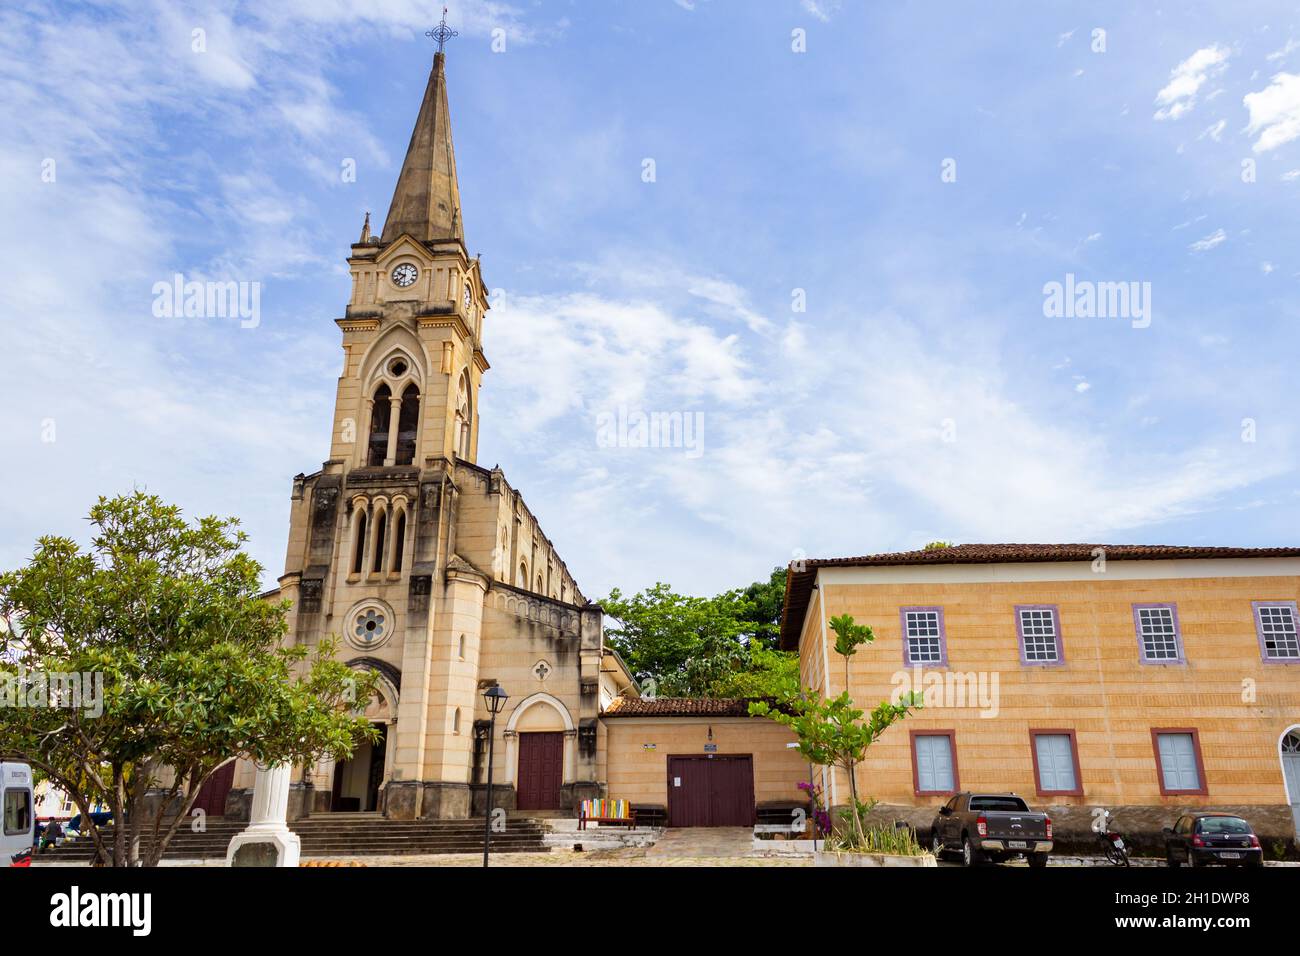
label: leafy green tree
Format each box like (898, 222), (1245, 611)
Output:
(738, 566), (786, 650)
(0, 492), (377, 866)
(749, 614), (921, 844)
(708, 644), (799, 699)
(601, 569), (799, 699)
(923, 540), (953, 550)
(829, 613), (873, 690)
(601, 584), (754, 697)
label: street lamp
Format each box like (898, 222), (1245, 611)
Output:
(481, 684), (509, 867)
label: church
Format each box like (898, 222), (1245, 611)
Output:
(221, 47), (636, 821)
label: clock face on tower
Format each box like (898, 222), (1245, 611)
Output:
(391, 263), (418, 288)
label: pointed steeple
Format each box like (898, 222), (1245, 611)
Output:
(381, 51), (464, 246)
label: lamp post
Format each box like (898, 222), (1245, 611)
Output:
(481, 684), (509, 867)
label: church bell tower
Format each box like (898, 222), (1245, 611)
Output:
(273, 39), (499, 820)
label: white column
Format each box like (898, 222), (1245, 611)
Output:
(226, 764), (301, 867)
(359, 397), (375, 467)
(384, 395), (402, 465)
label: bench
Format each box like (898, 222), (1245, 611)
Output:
(578, 798), (636, 830)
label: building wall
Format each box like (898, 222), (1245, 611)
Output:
(800, 560), (1300, 818)
(602, 717), (807, 809)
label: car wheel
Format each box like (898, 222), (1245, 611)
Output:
(1166, 853), (1179, 868)
(1187, 851), (1198, 868)
(930, 831), (944, 858)
(1027, 852), (1047, 868)
(962, 835), (980, 867)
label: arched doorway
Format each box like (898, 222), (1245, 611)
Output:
(505, 693), (574, 812)
(332, 723), (387, 812)
(1282, 727), (1300, 836)
(329, 659), (399, 813)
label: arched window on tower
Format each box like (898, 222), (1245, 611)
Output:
(372, 508), (387, 574)
(352, 510), (367, 575)
(455, 372), (472, 459)
(392, 509), (406, 572)
(396, 384), (420, 465)
(367, 384), (392, 466)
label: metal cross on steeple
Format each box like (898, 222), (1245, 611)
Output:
(425, 6), (458, 55)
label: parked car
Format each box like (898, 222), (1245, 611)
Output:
(930, 792), (1052, 867)
(1163, 813), (1263, 867)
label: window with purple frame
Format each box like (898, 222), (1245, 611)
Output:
(1253, 601), (1299, 661)
(1016, 605), (1062, 665)
(1133, 603), (1184, 663)
(900, 607), (947, 666)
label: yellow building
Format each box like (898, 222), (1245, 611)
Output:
(780, 544), (1300, 846)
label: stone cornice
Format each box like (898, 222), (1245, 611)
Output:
(418, 313), (472, 340)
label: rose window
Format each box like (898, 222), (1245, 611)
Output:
(355, 609), (386, 644)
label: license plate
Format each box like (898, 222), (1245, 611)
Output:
(1114, 839), (1125, 849)
(1008, 841), (1027, 849)
(1219, 852), (1241, 859)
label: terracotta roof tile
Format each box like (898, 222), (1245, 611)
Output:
(602, 697), (754, 718)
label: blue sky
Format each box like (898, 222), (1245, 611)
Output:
(1, 0), (1298, 599)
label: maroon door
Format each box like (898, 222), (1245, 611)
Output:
(517, 732), (564, 810)
(667, 755), (755, 827)
(193, 760), (236, 818)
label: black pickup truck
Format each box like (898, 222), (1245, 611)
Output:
(929, 792), (1052, 867)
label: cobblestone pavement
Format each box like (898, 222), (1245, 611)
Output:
(311, 848), (814, 866)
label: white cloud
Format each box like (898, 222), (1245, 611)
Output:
(1244, 72), (1300, 152)
(1266, 38), (1299, 62)
(1188, 228), (1227, 252)
(475, 260), (1290, 594)
(800, 0), (842, 23)
(1199, 119), (1227, 141)
(1154, 44), (1230, 121)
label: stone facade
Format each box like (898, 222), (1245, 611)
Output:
(226, 50), (621, 821)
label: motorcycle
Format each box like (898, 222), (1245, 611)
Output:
(1097, 809), (1130, 866)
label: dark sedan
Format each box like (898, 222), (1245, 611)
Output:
(1163, 813), (1263, 867)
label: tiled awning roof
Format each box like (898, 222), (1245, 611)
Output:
(602, 697), (754, 718)
(778, 543), (1300, 651)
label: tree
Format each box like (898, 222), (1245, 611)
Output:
(749, 614), (921, 844)
(0, 492), (377, 866)
(738, 566), (786, 650)
(923, 540), (953, 551)
(708, 644), (799, 699)
(829, 613), (873, 691)
(601, 584), (754, 697)
(600, 569), (799, 699)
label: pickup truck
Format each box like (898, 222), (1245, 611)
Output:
(929, 792), (1052, 867)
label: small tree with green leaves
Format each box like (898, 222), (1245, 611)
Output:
(0, 492), (377, 866)
(749, 614), (921, 845)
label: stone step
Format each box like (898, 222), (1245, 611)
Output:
(44, 841), (548, 860)
(40, 815), (553, 860)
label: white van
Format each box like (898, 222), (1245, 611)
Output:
(1, 762), (34, 865)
